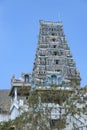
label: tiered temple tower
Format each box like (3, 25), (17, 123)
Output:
(32, 20), (81, 88)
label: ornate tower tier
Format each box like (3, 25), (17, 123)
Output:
(32, 20), (81, 88)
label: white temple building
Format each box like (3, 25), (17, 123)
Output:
(9, 73), (31, 120)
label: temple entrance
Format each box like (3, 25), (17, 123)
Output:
(51, 75), (57, 85)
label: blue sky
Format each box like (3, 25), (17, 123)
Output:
(0, 0), (87, 89)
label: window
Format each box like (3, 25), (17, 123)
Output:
(51, 75), (57, 85)
(26, 96), (28, 100)
(54, 52), (57, 55)
(51, 32), (55, 36)
(53, 45), (56, 48)
(56, 70), (61, 74)
(51, 28), (54, 31)
(24, 75), (29, 83)
(51, 32), (57, 36)
(52, 38), (56, 42)
(55, 60), (60, 64)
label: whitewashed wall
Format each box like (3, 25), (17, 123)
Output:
(0, 113), (10, 122)
(10, 107), (20, 120)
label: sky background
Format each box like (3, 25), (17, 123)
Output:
(0, 0), (87, 89)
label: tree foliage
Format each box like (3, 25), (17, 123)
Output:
(1, 83), (86, 130)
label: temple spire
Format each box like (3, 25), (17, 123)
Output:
(32, 20), (81, 88)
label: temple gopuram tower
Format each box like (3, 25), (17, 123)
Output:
(32, 20), (81, 88)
